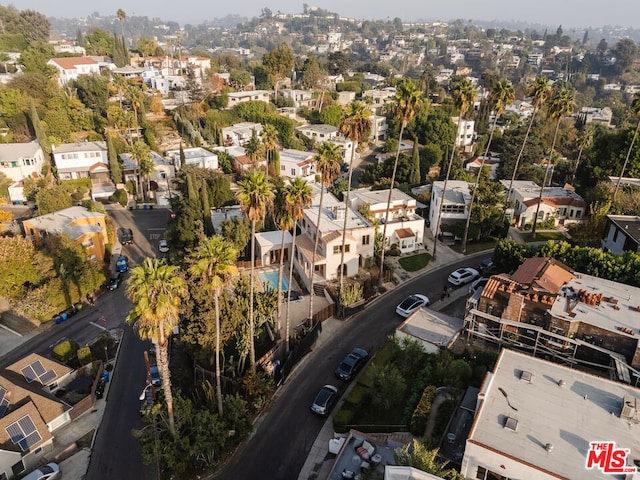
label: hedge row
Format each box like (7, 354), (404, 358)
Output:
(409, 385), (437, 435)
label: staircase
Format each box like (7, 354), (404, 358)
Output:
(312, 283), (325, 296)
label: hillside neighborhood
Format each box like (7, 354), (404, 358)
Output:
(1, 4), (640, 480)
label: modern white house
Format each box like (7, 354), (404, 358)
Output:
(362, 87), (396, 114)
(464, 155), (501, 180)
(221, 122), (263, 147)
(577, 106), (613, 127)
(461, 349), (640, 480)
(294, 185), (375, 290)
(279, 149), (316, 182)
(0, 142), (46, 182)
(396, 308), (463, 354)
(255, 230), (293, 267)
(347, 188), (426, 253)
(369, 115), (388, 143)
(502, 180), (587, 228)
(277, 89), (314, 110)
(452, 117), (475, 150)
(165, 147), (218, 170)
(428, 180), (472, 237)
(296, 124), (339, 142)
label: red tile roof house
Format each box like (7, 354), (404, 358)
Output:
(47, 57), (101, 85)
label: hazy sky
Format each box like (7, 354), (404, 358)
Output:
(8, 0), (640, 29)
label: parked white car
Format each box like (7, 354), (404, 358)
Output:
(158, 240), (169, 253)
(448, 267), (479, 286)
(396, 294), (430, 317)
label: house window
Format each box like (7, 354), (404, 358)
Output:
(613, 229), (619, 242)
(291, 168), (296, 175)
(333, 245), (340, 254)
(82, 239), (94, 248)
(537, 211), (544, 220)
(575, 210), (582, 218)
(362, 235), (370, 245)
(569, 209), (574, 218)
(475, 466), (508, 480)
(281, 165), (285, 171)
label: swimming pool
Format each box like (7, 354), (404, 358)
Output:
(259, 269), (289, 292)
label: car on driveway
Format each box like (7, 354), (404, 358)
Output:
(311, 384), (339, 416)
(158, 240), (169, 253)
(447, 267), (479, 286)
(335, 348), (369, 381)
(396, 294), (430, 317)
(106, 272), (122, 291)
(116, 255), (129, 272)
(469, 277), (489, 294)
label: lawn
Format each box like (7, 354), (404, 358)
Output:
(398, 252), (431, 272)
(451, 239), (498, 255)
(522, 231), (567, 242)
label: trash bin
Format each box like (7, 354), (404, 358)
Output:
(54, 315), (62, 325)
(60, 312), (68, 321)
(143, 204), (148, 210)
(102, 371), (110, 383)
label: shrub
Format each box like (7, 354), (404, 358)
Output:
(77, 346), (93, 366)
(110, 188), (128, 207)
(410, 385), (437, 435)
(386, 244), (401, 256)
(344, 384), (369, 406)
(333, 408), (356, 433)
(52, 339), (80, 362)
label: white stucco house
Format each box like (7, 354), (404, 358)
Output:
(226, 90), (270, 109)
(0, 142), (46, 182)
(294, 185), (375, 290)
(502, 180), (587, 228)
(279, 149), (316, 182)
(47, 57), (101, 85)
(348, 188), (426, 253)
(221, 122), (263, 147)
(601, 215), (640, 254)
(165, 147), (218, 170)
(52, 142), (114, 200)
(452, 117), (475, 150)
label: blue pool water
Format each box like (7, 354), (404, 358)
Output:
(260, 269), (289, 292)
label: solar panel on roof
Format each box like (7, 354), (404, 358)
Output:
(5, 422), (23, 443)
(21, 365), (36, 383)
(19, 431), (42, 451)
(31, 360), (46, 376)
(17, 415), (36, 435)
(39, 370), (57, 385)
(0, 398), (10, 418)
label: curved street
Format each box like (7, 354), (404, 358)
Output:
(214, 251), (488, 480)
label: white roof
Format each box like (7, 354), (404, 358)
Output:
(468, 349), (640, 480)
(397, 308), (463, 348)
(53, 141), (106, 154)
(304, 184), (371, 233)
(27, 206), (104, 240)
(0, 142), (42, 161)
(349, 188), (415, 207)
(384, 466), (445, 480)
(255, 230), (292, 249)
(432, 180), (472, 205)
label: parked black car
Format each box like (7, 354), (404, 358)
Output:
(117, 227), (134, 245)
(335, 348), (369, 381)
(107, 272), (122, 291)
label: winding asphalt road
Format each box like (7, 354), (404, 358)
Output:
(214, 252), (489, 480)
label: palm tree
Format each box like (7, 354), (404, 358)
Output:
(613, 92), (640, 199)
(432, 77), (477, 259)
(571, 123), (595, 185)
(273, 187), (294, 334)
(284, 178), (313, 352)
(308, 142), (342, 323)
(531, 85), (575, 238)
(261, 124), (280, 175)
(462, 79), (515, 252)
(125, 258), (188, 437)
(188, 236), (238, 416)
(505, 77), (551, 210)
(237, 169), (274, 371)
(130, 140), (153, 201)
(338, 101), (371, 288)
(244, 131), (264, 170)
(379, 80), (423, 285)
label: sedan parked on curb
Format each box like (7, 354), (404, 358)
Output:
(478, 258), (494, 273)
(117, 227), (134, 245)
(311, 384), (339, 416)
(447, 267), (479, 286)
(335, 348), (369, 381)
(469, 277), (489, 295)
(106, 272), (122, 291)
(396, 294), (430, 317)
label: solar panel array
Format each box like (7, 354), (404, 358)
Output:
(20, 360), (57, 385)
(5, 415), (42, 451)
(0, 386), (9, 418)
